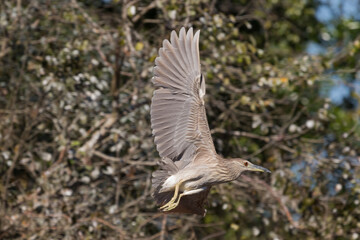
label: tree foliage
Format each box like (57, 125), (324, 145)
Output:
(0, 0), (359, 239)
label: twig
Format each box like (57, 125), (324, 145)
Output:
(211, 128), (270, 142)
(244, 141), (274, 159)
(202, 230), (226, 240)
(159, 214), (167, 240)
(132, 1), (157, 22)
(93, 151), (157, 166)
(78, 217), (126, 238)
(241, 175), (303, 229)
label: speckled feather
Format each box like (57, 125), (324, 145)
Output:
(151, 27), (216, 168)
(150, 28), (217, 214)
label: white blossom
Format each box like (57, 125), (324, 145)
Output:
(72, 49), (79, 57)
(306, 119), (315, 129)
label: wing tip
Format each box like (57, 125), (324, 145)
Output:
(168, 27), (200, 49)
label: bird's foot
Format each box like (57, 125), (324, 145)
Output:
(161, 201), (179, 211)
(159, 199), (175, 210)
(160, 193), (184, 211)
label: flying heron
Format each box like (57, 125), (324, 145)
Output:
(151, 27), (271, 216)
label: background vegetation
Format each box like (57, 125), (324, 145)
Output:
(0, 0), (359, 239)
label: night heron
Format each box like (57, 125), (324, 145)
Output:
(151, 27), (271, 215)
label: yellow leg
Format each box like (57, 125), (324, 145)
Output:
(162, 193), (185, 211)
(159, 181), (182, 210)
(162, 187), (206, 212)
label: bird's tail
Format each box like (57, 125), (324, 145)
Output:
(152, 158), (178, 205)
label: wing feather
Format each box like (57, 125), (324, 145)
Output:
(151, 27), (216, 168)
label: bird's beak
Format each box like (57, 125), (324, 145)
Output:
(247, 162), (271, 173)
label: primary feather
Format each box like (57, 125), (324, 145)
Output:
(151, 27), (216, 170)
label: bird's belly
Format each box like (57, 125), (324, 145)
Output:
(182, 181), (199, 191)
(182, 175), (212, 191)
(178, 164), (219, 191)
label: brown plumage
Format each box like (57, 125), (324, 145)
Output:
(151, 27), (270, 216)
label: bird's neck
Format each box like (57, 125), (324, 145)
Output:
(217, 157), (243, 183)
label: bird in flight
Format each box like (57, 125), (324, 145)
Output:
(151, 27), (271, 216)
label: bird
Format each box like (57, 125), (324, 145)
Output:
(150, 27), (271, 216)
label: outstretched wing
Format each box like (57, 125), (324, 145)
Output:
(151, 27), (216, 169)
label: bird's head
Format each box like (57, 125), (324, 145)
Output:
(233, 158), (271, 174)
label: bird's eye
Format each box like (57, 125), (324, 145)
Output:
(244, 161), (248, 167)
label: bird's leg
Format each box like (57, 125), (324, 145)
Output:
(159, 181), (182, 210)
(162, 187), (206, 211)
